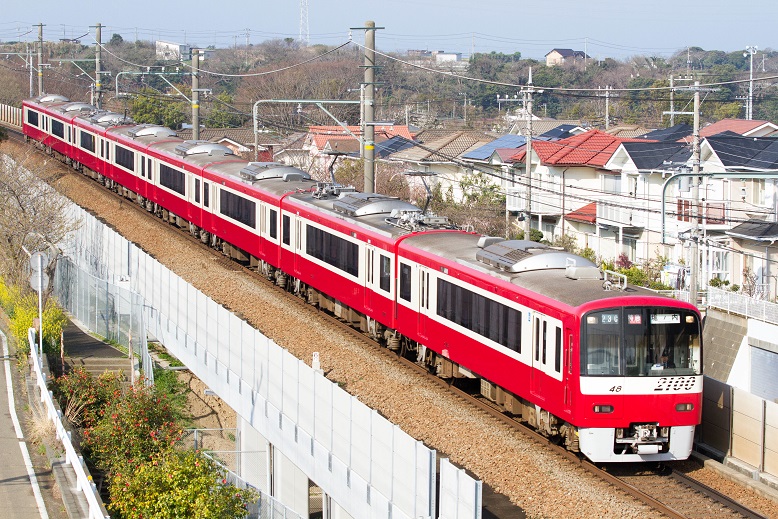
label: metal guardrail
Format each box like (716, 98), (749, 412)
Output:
(27, 328), (111, 519)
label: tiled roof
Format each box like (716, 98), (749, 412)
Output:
(389, 131), (494, 162)
(565, 202), (596, 224)
(307, 125), (415, 149)
(699, 119), (777, 138)
(177, 128), (267, 145)
(511, 129), (651, 167)
(605, 125), (651, 138)
(510, 119), (584, 136)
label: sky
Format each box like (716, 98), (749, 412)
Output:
(1, 0), (775, 62)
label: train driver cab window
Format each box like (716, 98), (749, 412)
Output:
(399, 263), (412, 302)
(582, 308), (701, 377)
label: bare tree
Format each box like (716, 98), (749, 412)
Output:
(0, 144), (79, 294)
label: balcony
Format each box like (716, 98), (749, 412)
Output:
(596, 194), (648, 228)
(505, 186), (563, 215)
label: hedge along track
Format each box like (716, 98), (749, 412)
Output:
(7, 129), (772, 519)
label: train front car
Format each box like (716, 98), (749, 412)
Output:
(576, 293), (702, 462)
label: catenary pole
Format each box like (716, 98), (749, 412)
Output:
(95, 23), (102, 109)
(36, 23), (44, 95)
(363, 21), (376, 193)
(192, 49), (200, 141)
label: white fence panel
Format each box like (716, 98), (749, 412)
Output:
(439, 458), (482, 519)
(298, 366), (316, 441)
(314, 375), (333, 451)
(282, 351), (301, 424)
(332, 386), (352, 464)
(229, 313), (243, 375)
(57, 205), (478, 519)
(371, 414), (394, 502)
(351, 400), (372, 480)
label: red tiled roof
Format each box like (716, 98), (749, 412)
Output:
(698, 118), (773, 138)
(307, 125), (415, 149)
(511, 129), (651, 167)
(565, 202), (596, 224)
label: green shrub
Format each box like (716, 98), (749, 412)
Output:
(109, 450), (257, 519)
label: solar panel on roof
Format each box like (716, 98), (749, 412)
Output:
(461, 134), (525, 160)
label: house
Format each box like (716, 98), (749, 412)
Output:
(545, 49), (590, 67)
(505, 130), (655, 253)
(386, 130), (496, 201)
(697, 119), (778, 139)
(293, 125), (415, 179)
(696, 134), (778, 296)
(508, 118), (586, 137)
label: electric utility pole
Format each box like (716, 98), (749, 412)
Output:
(521, 68), (542, 239)
(690, 81), (701, 307)
(745, 45), (758, 120)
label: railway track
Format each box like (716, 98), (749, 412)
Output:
(5, 128), (773, 518)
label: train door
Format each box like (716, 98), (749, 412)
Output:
(418, 266), (432, 341)
(364, 244), (378, 314)
(563, 329), (573, 413)
(530, 315), (545, 400)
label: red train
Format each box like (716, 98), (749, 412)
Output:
(22, 94), (703, 462)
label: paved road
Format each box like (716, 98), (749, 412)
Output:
(0, 329), (48, 519)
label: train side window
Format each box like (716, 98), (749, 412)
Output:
(399, 263), (412, 302)
(194, 178), (201, 204)
(379, 255), (390, 292)
(26, 109), (39, 127)
(269, 209), (277, 239)
(115, 145), (134, 171)
(51, 119), (64, 139)
(554, 326), (562, 373)
(148, 159), (153, 182)
(140, 156), (146, 178)
(80, 131), (95, 153)
(282, 215), (291, 245)
(542, 321), (548, 365)
(534, 317), (540, 362)
(203, 181), (209, 207)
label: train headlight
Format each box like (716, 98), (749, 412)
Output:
(593, 404), (613, 413)
(675, 403), (694, 412)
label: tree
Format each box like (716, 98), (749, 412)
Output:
(129, 88), (187, 129)
(109, 33), (124, 46)
(203, 92), (246, 128)
(0, 145), (78, 292)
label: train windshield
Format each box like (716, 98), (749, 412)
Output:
(581, 307), (701, 377)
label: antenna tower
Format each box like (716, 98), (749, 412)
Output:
(299, 0), (310, 45)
